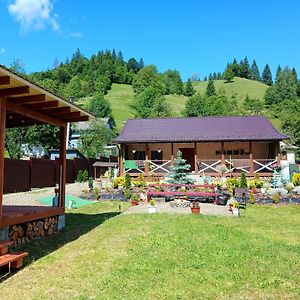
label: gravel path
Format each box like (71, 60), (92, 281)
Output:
(3, 182), (89, 206)
(124, 202), (232, 216)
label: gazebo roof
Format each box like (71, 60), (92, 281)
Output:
(115, 116), (288, 143)
(0, 65), (94, 127)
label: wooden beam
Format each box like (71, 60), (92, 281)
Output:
(119, 144), (124, 176)
(40, 107), (71, 115)
(59, 126), (67, 209)
(0, 98), (6, 228)
(221, 141), (225, 164)
(59, 112), (81, 120)
(7, 94), (45, 104)
(194, 142), (199, 174)
(25, 100), (59, 110)
(6, 101), (66, 127)
(0, 76), (10, 85)
(249, 141), (254, 176)
(64, 116), (89, 122)
(0, 86), (29, 97)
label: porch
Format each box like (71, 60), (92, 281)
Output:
(119, 141), (281, 178)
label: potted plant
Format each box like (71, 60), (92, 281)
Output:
(190, 201), (200, 214)
(148, 199), (157, 213)
(131, 193), (139, 206)
(232, 200), (240, 216)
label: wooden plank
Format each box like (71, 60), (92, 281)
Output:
(6, 101), (66, 127)
(2, 206), (64, 227)
(0, 98), (6, 229)
(65, 116), (89, 122)
(0, 252), (28, 268)
(7, 94), (45, 104)
(25, 100), (59, 110)
(59, 111), (81, 120)
(0, 76), (10, 85)
(59, 126), (67, 208)
(0, 86), (29, 97)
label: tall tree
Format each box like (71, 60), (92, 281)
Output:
(239, 56), (251, 79)
(261, 64), (273, 86)
(206, 78), (216, 96)
(250, 60), (260, 81)
(275, 65), (282, 83)
(223, 68), (234, 83)
(87, 93), (112, 118)
(162, 70), (184, 95)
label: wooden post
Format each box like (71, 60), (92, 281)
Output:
(194, 142), (199, 174)
(119, 144), (124, 177)
(221, 141), (225, 164)
(171, 143), (174, 165)
(249, 141), (254, 176)
(59, 125), (67, 208)
(145, 143), (150, 175)
(94, 166), (97, 180)
(0, 98), (6, 228)
(277, 152), (282, 166)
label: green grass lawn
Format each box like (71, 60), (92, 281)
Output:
(1, 202), (299, 299)
(193, 77), (268, 102)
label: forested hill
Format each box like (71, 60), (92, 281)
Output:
(12, 49), (299, 158)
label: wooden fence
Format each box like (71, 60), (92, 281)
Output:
(4, 156), (117, 194)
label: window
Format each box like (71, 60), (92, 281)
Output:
(134, 151), (145, 160)
(151, 151), (163, 160)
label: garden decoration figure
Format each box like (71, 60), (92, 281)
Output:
(52, 188), (59, 207)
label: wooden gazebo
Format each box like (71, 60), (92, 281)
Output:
(0, 65), (93, 236)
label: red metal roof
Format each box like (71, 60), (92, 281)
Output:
(115, 116), (288, 143)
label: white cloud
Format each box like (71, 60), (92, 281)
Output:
(0, 48), (5, 55)
(69, 31), (83, 38)
(8, 0), (59, 33)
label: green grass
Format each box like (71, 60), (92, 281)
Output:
(193, 77), (268, 102)
(1, 202), (299, 299)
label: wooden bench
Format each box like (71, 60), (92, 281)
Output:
(0, 252), (28, 270)
(147, 184), (217, 204)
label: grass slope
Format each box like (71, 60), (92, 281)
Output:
(193, 77), (268, 102)
(1, 203), (299, 299)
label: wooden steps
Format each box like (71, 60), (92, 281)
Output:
(0, 240), (28, 272)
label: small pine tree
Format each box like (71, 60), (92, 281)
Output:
(77, 170), (83, 182)
(166, 151), (194, 184)
(261, 64), (273, 85)
(240, 172), (248, 188)
(275, 65), (282, 83)
(250, 60), (260, 81)
(82, 170), (89, 182)
(125, 173), (132, 190)
(206, 78), (216, 96)
(184, 78), (196, 96)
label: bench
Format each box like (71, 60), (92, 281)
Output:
(147, 184), (217, 204)
(0, 252), (28, 270)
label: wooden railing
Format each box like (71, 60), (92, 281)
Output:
(149, 160), (172, 174)
(198, 160), (222, 173)
(253, 159), (277, 173)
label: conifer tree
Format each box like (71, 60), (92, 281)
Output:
(239, 56), (251, 79)
(165, 151), (194, 184)
(206, 78), (216, 96)
(261, 64), (273, 86)
(275, 65), (282, 83)
(250, 60), (260, 81)
(184, 78), (196, 96)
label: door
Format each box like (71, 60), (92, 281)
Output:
(180, 148), (195, 171)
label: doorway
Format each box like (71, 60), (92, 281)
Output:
(179, 148), (195, 171)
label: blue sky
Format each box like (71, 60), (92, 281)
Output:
(1, 0), (300, 80)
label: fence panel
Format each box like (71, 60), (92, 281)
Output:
(31, 158), (56, 188)
(4, 159), (31, 193)
(74, 158), (90, 180)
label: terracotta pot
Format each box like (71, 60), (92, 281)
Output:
(191, 207), (200, 214)
(131, 200), (139, 206)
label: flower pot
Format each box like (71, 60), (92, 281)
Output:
(148, 206), (157, 213)
(131, 200), (139, 206)
(191, 207), (200, 214)
(232, 207), (240, 216)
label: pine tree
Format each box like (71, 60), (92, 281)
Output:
(240, 172), (248, 188)
(166, 151), (194, 184)
(203, 76), (207, 81)
(275, 65), (282, 83)
(250, 60), (260, 81)
(261, 64), (273, 86)
(138, 58), (144, 70)
(184, 78), (195, 96)
(206, 78), (216, 96)
(231, 59), (240, 76)
(239, 56), (251, 79)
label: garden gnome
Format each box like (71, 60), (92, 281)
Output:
(52, 188), (59, 207)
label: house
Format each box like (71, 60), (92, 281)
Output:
(115, 116), (288, 177)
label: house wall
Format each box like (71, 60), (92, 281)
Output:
(125, 141), (278, 160)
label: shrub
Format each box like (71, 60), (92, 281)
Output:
(88, 177), (93, 190)
(286, 182), (294, 193)
(293, 186), (300, 195)
(125, 174), (132, 190)
(82, 170), (89, 182)
(112, 177), (125, 189)
(124, 189), (131, 199)
(131, 193), (138, 201)
(292, 173), (300, 186)
(273, 193), (280, 204)
(93, 187), (100, 199)
(232, 200), (239, 208)
(249, 193), (255, 204)
(77, 170), (83, 182)
(225, 178), (240, 190)
(248, 180), (264, 189)
(240, 173), (247, 188)
(149, 199), (156, 206)
(267, 188), (280, 196)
